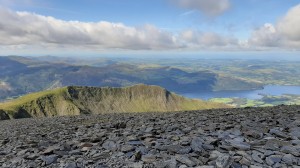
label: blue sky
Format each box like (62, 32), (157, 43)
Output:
(0, 0), (300, 56)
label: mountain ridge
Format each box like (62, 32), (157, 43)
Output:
(0, 84), (229, 120)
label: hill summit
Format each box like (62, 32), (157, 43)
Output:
(0, 84), (228, 119)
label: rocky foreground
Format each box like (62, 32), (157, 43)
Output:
(0, 105), (300, 168)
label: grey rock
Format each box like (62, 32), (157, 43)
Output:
(216, 154), (231, 168)
(251, 151), (264, 164)
(17, 149), (28, 156)
(191, 137), (204, 152)
(141, 154), (156, 163)
(210, 150), (222, 160)
(265, 155), (282, 166)
(69, 149), (82, 155)
(129, 162), (143, 168)
(280, 146), (300, 156)
(175, 155), (196, 167)
(269, 128), (289, 138)
(102, 140), (118, 151)
(290, 127), (300, 138)
(121, 145), (135, 152)
(154, 157), (177, 168)
(229, 140), (251, 150)
(1, 105), (300, 167)
(42, 145), (60, 155)
(158, 145), (192, 154)
(128, 140), (143, 146)
(282, 154), (295, 165)
(65, 162), (77, 168)
(41, 155), (58, 165)
(144, 127), (153, 133)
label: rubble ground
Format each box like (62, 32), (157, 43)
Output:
(0, 105), (300, 168)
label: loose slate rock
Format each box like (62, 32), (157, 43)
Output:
(0, 105), (299, 167)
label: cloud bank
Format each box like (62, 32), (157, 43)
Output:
(1, 3), (300, 54)
(0, 8), (179, 50)
(0, 7), (236, 52)
(249, 4), (300, 49)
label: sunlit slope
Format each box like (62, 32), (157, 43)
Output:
(0, 84), (229, 119)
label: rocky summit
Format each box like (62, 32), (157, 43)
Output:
(1, 105), (300, 168)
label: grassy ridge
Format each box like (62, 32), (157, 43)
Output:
(0, 84), (229, 119)
(0, 87), (68, 111)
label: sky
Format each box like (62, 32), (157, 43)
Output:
(0, 0), (300, 56)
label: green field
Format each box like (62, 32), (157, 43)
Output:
(209, 94), (300, 107)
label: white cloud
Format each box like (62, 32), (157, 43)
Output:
(248, 23), (279, 47)
(0, 8), (179, 50)
(3, 3), (300, 53)
(249, 4), (300, 49)
(173, 0), (230, 17)
(0, 7), (241, 52)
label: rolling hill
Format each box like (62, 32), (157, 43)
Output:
(0, 84), (229, 120)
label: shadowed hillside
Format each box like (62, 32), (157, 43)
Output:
(0, 84), (229, 119)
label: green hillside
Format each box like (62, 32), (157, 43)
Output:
(0, 84), (229, 120)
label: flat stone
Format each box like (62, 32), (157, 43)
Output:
(128, 140), (143, 146)
(17, 149), (28, 156)
(289, 127), (300, 138)
(69, 150), (82, 155)
(42, 145), (60, 155)
(121, 145), (135, 152)
(175, 155), (196, 167)
(269, 128), (289, 138)
(282, 154), (294, 165)
(102, 140), (118, 151)
(65, 162), (77, 168)
(216, 154), (231, 168)
(144, 127), (153, 133)
(265, 155), (282, 166)
(26, 153), (39, 160)
(209, 150), (222, 160)
(280, 146), (300, 156)
(130, 162), (143, 168)
(80, 143), (93, 148)
(251, 151), (264, 164)
(141, 154), (156, 163)
(264, 139), (290, 150)
(191, 137), (204, 152)
(154, 157), (177, 168)
(244, 130), (262, 139)
(158, 145), (191, 154)
(41, 155), (58, 165)
(229, 140), (251, 150)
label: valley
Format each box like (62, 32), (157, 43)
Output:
(0, 56), (264, 101)
(1, 56), (299, 108)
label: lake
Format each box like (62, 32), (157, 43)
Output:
(181, 85), (300, 100)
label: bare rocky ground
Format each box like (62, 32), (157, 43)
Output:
(0, 105), (300, 168)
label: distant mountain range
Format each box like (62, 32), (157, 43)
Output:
(0, 84), (229, 120)
(0, 56), (263, 100)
